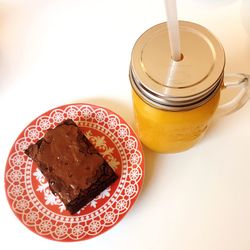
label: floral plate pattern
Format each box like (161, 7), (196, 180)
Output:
(5, 104), (144, 241)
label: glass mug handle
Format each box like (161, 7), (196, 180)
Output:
(215, 73), (250, 118)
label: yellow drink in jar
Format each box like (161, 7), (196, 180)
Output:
(129, 22), (226, 153)
(132, 88), (220, 153)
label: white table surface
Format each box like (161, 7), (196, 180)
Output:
(1, 0), (250, 249)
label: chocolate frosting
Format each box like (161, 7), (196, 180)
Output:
(26, 120), (106, 205)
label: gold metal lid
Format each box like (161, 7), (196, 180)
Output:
(130, 21), (225, 110)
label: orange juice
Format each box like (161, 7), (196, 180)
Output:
(131, 87), (220, 153)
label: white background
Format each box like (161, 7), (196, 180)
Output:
(0, 0), (250, 249)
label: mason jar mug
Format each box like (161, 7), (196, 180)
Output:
(129, 21), (250, 153)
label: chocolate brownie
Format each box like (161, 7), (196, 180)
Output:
(25, 119), (118, 214)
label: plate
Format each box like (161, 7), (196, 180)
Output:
(4, 103), (144, 241)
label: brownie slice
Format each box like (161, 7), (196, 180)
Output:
(25, 119), (118, 214)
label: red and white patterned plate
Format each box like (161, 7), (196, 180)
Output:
(4, 104), (144, 241)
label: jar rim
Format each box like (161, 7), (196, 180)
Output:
(130, 67), (223, 111)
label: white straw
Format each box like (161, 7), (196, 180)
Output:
(164, 0), (182, 61)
